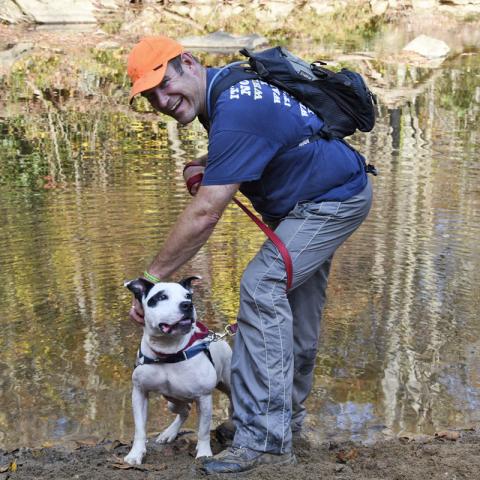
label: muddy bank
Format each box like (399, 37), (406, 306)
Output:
(1, 428), (480, 479)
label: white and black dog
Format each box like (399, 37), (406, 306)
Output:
(123, 276), (232, 464)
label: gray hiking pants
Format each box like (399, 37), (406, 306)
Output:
(231, 179), (373, 454)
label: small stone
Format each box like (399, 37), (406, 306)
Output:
(403, 35), (450, 59)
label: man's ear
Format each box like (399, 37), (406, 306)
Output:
(124, 278), (155, 302)
(179, 275), (201, 292)
(180, 52), (197, 70)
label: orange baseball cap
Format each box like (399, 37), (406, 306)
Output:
(127, 36), (184, 103)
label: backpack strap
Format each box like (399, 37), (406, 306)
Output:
(206, 62), (260, 125)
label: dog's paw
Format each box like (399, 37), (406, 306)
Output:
(155, 428), (179, 444)
(124, 449), (146, 465)
(195, 442), (213, 458)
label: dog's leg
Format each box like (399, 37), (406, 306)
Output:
(124, 385), (148, 465)
(195, 395), (213, 458)
(156, 401), (190, 444)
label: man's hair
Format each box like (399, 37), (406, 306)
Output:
(168, 53), (201, 74)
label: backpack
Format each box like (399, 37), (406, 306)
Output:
(207, 46), (377, 141)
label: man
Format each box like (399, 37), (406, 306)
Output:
(127, 35), (373, 474)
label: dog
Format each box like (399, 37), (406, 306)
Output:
(123, 276), (232, 465)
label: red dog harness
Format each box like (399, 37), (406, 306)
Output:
(136, 321), (214, 367)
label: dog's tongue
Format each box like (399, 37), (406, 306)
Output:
(160, 324), (172, 333)
(160, 319), (192, 334)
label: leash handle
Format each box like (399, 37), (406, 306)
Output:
(184, 161), (205, 195)
(183, 163), (293, 292)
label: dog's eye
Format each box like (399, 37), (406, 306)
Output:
(160, 294), (168, 301)
(185, 293), (192, 300)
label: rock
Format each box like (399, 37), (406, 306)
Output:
(308, 1), (337, 15)
(119, 6), (161, 35)
(370, 0), (389, 15)
(402, 34), (450, 59)
(411, 0), (438, 9)
(0, 43), (34, 76)
(15, 0), (97, 24)
(254, 0), (296, 22)
(0, 0), (31, 23)
(180, 31), (268, 52)
(96, 40), (121, 50)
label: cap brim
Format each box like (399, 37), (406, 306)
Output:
(129, 64), (167, 104)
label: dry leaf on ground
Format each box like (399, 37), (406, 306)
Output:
(435, 431), (460, 441)
(336, 448), (359, 463)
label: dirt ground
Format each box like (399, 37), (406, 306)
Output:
(1, 427), (480, 480)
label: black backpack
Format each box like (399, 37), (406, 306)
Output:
(207, 46), (377, 141)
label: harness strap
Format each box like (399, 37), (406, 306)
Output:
(136, 341), (214, 367)
(184, 163), (293, 292)
(135, 321), (213, 367)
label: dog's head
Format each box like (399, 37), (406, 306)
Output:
(125, 276), (200, 337)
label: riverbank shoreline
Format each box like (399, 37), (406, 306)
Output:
(1, 427), (480, 479)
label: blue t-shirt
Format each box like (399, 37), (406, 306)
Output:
(201, 68), (368, 221)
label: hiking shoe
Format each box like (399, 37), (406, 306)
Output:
(201, 446), (296, 474)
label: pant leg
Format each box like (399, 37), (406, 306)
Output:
(290, 257), (332, 432)
(231, 179), (372, 454)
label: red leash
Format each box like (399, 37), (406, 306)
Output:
(183, 163), (293, 292)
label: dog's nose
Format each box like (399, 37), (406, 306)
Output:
(179, 301), (193, 314)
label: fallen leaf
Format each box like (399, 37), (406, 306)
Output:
(105, 440), (130, 451)
(41, 441), (57, 448)
(336, 448), (358, 463)
(111, 455), (125, 463)
(399, 433), (432, 443)
(111, 463), (137, 470)
(75, 436), (103, 447)
(435, 431), (460, 441)
(0, 460), (18, 473)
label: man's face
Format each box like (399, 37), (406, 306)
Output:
(141, 53), (205, 125)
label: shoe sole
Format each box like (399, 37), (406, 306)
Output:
(200, 453), (297, 476)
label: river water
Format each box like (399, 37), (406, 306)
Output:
(0, 29), (479, 449)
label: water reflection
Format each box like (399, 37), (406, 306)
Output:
(0, 45), (479, 449)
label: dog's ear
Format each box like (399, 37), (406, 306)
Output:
(124, 278), (155, 302)
(179, 276), (201, 292)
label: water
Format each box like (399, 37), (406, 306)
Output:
(0, 36), (479, 449)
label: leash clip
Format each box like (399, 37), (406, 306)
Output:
(208, 323), (238, 342)
(224, 324), (237, 336)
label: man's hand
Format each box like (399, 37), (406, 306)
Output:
(183, 163), (205, 196)
(129, 298), (145, 326)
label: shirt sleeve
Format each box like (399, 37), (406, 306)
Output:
(202, 129), (283, 185)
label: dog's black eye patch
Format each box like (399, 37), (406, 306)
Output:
(147, 290), (168, 307)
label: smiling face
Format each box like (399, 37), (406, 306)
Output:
(142, 282), (196, 336)
(141, 53), (207, 125)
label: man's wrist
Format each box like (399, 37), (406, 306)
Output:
(143, 271), (161, 283)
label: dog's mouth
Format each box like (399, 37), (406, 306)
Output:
(158, 317), (193, 335)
